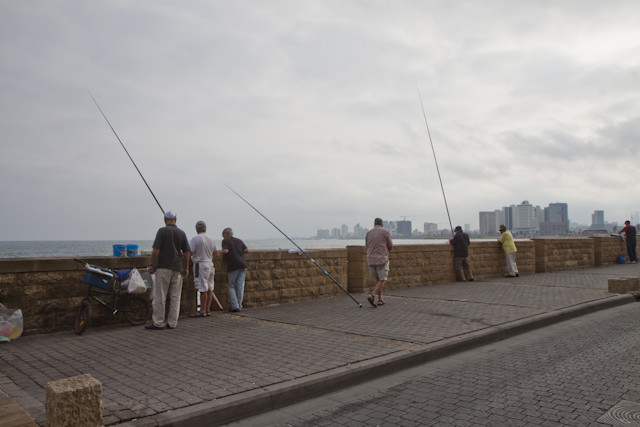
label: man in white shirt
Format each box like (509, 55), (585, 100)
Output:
(189, 220), (219, 316)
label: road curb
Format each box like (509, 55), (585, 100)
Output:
(117, 293), (635, 426)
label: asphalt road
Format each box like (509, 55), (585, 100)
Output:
(229, 302), (640, 427)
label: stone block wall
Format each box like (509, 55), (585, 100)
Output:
(0, 249), (347, 335)
(533, 238), (595, 273)
(0, 236), (631, 335)
(470, 240), (536, 277)
(237, 249), (345, 307)
(592, 236), (628, 266)
(0, 257), (156, 334)
(348, 240), (536, 293)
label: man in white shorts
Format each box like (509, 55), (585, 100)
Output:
(189, 220), (219, 317)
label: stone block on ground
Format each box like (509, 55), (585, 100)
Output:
(608, 277), (635, 294)
(45, 373), (102, 427)
(623, 276), (640, 292)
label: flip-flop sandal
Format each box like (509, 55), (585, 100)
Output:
(189, 312), (206, 317)
(377, 301), (385, 305)
(367, 295), (377, 308)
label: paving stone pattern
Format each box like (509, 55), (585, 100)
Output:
(267, 302), (640, 427)
(1, 264), (638, 426)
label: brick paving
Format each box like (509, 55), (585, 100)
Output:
(1, 264), (639, 426)
(262, 302), (640, 427)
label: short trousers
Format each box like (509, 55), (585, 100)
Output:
(454, 256), (470, 270)
(193, 262), (214, 292)
(368, 261), (389, 281)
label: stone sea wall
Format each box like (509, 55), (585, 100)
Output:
(0, 236), (631, 335)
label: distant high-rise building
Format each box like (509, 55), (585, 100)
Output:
(591, 210), (605, 229)
(545, 203), (568, 222)
(396, 220), (412, 236)
(479, 211), (499, 235)
(540, 202), (569, 235)
(316, 229), (330, 238)
(353, 223), (367, 238)
(341, 224), (348, 238)
(424, 222), (438, 232)
(503, 205), (513, 230)
(511, 201), (540, 235)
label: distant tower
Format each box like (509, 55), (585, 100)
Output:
(541, 203), (569, 235)
(591, 210), (605, 229)
(479, 211), (498, 235)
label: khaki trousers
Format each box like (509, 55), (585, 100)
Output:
(151, 268), (183, 328)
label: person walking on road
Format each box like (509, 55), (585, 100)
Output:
(498, 224), (519, 277)
(146, 211), (191, 330)
(449, 226), (474, 282)
(189, 220), (219, 317)
(365, 218), (393, 307)
(618, 220), (638, 264)
(221, 227), (249, 312)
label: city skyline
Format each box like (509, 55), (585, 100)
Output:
(317, 202), (639, 239)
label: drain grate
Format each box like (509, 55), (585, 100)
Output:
(598, 400), (640, 426)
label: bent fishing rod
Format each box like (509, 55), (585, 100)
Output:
(416, 85), (454, 236)
(88, 91), (165, 215)
(224, 183), (362, 308)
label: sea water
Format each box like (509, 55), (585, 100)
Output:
(0, 238), (451, 259)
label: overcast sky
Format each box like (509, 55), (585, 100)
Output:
(1, 1), (639, 241)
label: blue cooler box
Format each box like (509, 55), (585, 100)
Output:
(82, 265), (114, 289)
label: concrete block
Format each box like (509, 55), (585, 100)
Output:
(623, 276), (640, 292)
(607, 277), (630, 294)
(45, 373), (102, 427)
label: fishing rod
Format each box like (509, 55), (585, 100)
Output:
(88, 91), (165, 215)
(224, 183), (362, 308)
(416, 85), (454, 236)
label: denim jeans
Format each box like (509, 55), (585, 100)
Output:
(627, 240), (638, 262)
(228, 268), (247, 310)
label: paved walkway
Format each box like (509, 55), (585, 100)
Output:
(1, 264), (639, 426)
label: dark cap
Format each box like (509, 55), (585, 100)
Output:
(454, 226), (462, 232)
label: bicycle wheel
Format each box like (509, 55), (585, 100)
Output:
(74, 298), (92, 335)
(123, 295), (149, 325)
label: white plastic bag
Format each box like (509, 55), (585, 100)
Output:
(127, 269), (146, 294)
(0, 303), (23, 341)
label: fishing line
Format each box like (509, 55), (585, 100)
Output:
(224, 183), (362, 308)
(88, 91), (165, 214)
(416, 84), (454, 235)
